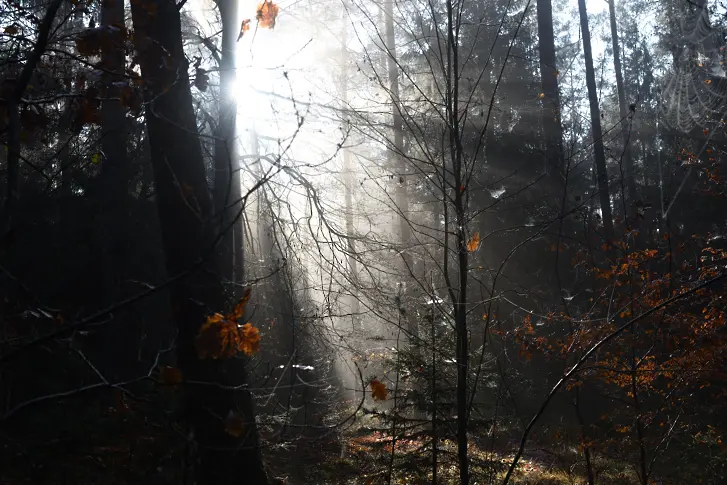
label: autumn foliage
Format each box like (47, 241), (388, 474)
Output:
(195, 289), (261, 359)
(370, 379), (388, 401)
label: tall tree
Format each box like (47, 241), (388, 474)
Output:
(95, 0), (134, 380)
(129, 0), (268, 482)
(340, 5), (360, 331)
(536, 0), (564, 176)
(577, 0), (614, 240)
(213, 0), (243, 290)
(383, 0), (418, 342)
(607, 0), (638, 224)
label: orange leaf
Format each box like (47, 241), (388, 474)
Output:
(195, 313), (237, 359)
(256, 1), (279, 29)
(224, 411), (246, 437)
(240, 322), (261, 356)
(370, 379), (388, 401)
(229, 288), (252, 321)
(466, 232), (480, 252)
(237, 19), (251, 41)
(158, 365), (183, 385)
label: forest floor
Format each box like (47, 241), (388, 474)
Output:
(268, 423), (642, 485)
(0, 392), (646, 485)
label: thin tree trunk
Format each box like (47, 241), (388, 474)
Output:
(443, 0), (469, 481)
(577, 0), (614, 241)
(384, 0), (418, 345)
(2, 0), (64, 235)
(214, 0), (240, 287)
(536, 0), (564, 177)
(607, 0), (638, 225)
(129, 0), (268, 482)
(340, 5), (360, 332)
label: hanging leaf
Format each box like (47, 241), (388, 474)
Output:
(224, 410), (246, 437)
(466, 232), (480, 252)
(240, 322), (261, 356)
(195, 313), (236, 359)
(237, 19), (251, 41)
(370, 379), (387, 401)
(196, 314), (261, 359)
(90, 152), (102, 164)
(194, 68), (209, 91)
(4, 25), (19, 35)
(229, 288), (252, 321)
(256, 1), (279, 29)
(158, 365), (182, 385)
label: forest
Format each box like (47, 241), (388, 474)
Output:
(0, 0), (726, 483)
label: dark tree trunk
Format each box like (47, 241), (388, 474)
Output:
(578, 0), (614, 240)
(536, 0), (564, 177)
(93, 0), (136, 381)
(129, 0), (268, 482)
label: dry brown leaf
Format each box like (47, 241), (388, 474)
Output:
(256, 1), (279, 29)
(466, 232), (480, 252)
(370, 379), (387, 401)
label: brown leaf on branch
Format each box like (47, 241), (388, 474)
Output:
(237, 19), (251, 41)
(370, 379), (387, 401)
(466, 232), (480, 252)
(256, 1), (279, 29)
(240, 323), (261, 355)
(195, 313), (261, 359)
(229, 288), (252, 321)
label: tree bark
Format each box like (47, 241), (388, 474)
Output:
(129, 0), (268, 482)
(607, 0), (638, 225)
(340, 4), (360, 332)
(578, 0), (614, 241)
(95, 0), (135, 381)
(384, 0), (418, 344)
(213, 0), (241, 289)
(536, 0), (564, 177)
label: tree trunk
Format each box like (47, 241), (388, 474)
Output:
(214, 0), (241, 288)
(95, 0), (134, 381)
(607, 0), (638, 225)
(340, 4), (360, 332)
(384, 0), (418, 344)
(129, 0), (268, 482)
(577, 0), (614, 241)
(536, 0), (564, 177)
(1, 0), (64, 235)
